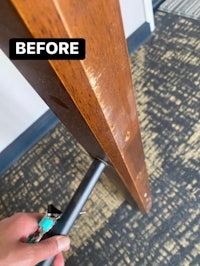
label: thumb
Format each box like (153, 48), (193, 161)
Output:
(29, 235), (70, 264)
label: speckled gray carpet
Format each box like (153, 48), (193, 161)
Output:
(0, 11), (200, 266)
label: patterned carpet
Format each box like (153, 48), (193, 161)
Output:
(0, 11), (200, 266)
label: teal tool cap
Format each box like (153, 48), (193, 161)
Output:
(39, 216), (55, 233)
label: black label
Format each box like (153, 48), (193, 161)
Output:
(9, 38), (85, 60)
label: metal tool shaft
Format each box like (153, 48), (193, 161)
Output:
(37, 158), (106, 266)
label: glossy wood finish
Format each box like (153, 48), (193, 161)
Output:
(4, 0), (151, 212)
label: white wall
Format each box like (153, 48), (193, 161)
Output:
(120, 0), (146, 38)
(143, 0), (155, 31)
(0, 1), (154, 153)
(119, 0), (155, 38)
(0, 49), (48, 152)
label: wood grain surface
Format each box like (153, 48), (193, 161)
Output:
(10, 0), (152, 212)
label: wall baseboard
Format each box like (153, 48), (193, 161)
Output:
(127, 22), (151, 54)
(0, 22), (152, 176)
(0, 110), (59, 176)
(152, 0), (166, 11)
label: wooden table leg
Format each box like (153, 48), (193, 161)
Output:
(4, 0), (152, 212)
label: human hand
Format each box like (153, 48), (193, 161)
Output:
(0, 213), (70, 266)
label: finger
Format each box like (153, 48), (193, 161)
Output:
(12, 213), (44, 238)
(53, 252), (65, 266)
(0, 213), (43, 240)
(26, 235), (70, 264)
(13, 212), (43, 222)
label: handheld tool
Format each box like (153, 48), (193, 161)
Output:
(32, 158), (107, 266)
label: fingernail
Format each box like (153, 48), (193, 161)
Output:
(56, 236), (70, 251)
